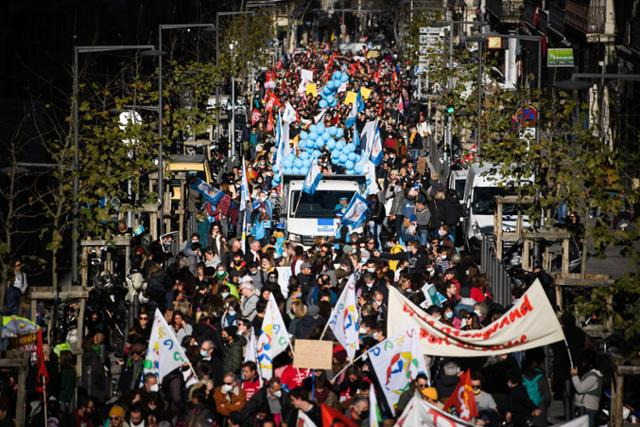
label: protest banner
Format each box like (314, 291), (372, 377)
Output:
(325, 274), (359, 360)
(387, 280), (564, 357)
(144, 309), (198, 386)
(293, 340), (333, 370)
(369, 328), (427, 416)
(395, 395), (476, 427)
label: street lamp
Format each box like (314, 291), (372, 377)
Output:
(72, 44), (155, 283)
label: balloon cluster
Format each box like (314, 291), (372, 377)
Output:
(319, 71), (349, 109)
(272, 122), (364, 183)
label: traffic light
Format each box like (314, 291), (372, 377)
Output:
(446, 105), (454, 114)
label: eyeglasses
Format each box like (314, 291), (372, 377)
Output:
(139, 316), (149, 320)
(417, 383), (428, 389)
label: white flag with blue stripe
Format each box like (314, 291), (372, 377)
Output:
(363, 159), (380, 196)
(302, 158), (323, 195)
(341, 193), (369, 228)
(240, 158), (251, 211)
(361, 120), (383, 166)
(327, 274), (359, 360)
(345, 91), (365, 129)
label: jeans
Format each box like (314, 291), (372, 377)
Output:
(576, 406), (598, 427)
(410, 149), (421, 169)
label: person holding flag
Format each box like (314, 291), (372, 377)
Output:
(322, 274), (359, 360)
(346, 91), (365, 129)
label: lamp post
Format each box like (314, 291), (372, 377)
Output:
(229, 41), (237, 162)
(154, 24), (215, 236)
(72, 44), (155, 283)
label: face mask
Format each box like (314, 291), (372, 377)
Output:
(366, 282), (374, 288)
(445, 311), (453, 319)
(221, 292), (230, 299)
(272, 390), (282, 398)
(441, 254), (447, 260)
(474, 388), (481, 395)
(372, 332), (380, 340)
(360, 410), (370, 419)
(367, 268), (376, 273)
(426, 267), (434, 273)
(434, 315), (442, 321)
(260, 196), (267, 202)
(149, 383), (159, 392)
(438, 229), (447, 237)
(200, 349), (209, 358)
(374, 299), (383, 306)
(228, 308), (236, 316)
(216, 271), (226, 278)
(222, 384), (232, 393)
(359, 327), (367, 334)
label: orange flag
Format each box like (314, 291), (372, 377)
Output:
(443, 369), (478, 421)
(36, 328), (48, 394)
(321, 403), (357, 427)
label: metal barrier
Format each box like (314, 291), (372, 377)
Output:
(480, 235), (512, 307)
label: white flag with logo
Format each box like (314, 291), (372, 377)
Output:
(341, 193), (369, 228)
(144, 309), (198, 386)
(240, 158), (251, 211)
(257, 294), (290, 380)
(297, 410), (318, 427)
(327, 274), (360, 360)
(302, 158), (323, 195)
(369, 328), (427, 416)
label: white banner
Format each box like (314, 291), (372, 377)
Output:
(387, 280), (565, 357)
(327, 274), (359, 360)
(257, 294), (290, 380)
(369, 328), (428, 416)
(143, 309), (198, 386)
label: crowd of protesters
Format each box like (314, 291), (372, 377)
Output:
(2, 40), (611, 427)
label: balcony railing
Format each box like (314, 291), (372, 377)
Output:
(486, 0), (525, 23)
(565, 0), (605, 34)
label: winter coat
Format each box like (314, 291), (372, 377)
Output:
(242, 386), (293, 427)
(223, 336), (247, 375)
(241, 293), (260, 321)
(572, 369), (603, 411)
(214, 385), (246, 417)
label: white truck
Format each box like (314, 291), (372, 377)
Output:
(281, 174), (366, 247)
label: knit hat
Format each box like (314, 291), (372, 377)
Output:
(420, 387), (438, 401)
(109, 405), (125, 418)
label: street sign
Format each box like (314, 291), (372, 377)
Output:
(419, 27), (429, 34)
(516, 106), (538, 127)
(487, 36), (502, 49)
(547, 48), (574, 67)
(418, 55), (428, 66)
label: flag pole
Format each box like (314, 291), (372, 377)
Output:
(42, 375), (48, 423)
(330, 349), (369, 383)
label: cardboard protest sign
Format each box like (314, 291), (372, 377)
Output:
(293, 339), (333, 370)
(360, 87), (372, 99)
(344, 90), (357, 105)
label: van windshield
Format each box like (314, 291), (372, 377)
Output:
(472, 187), (528, 216)
(289, 190), (355, 219)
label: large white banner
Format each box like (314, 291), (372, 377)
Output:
(395, 395), (475, 427)
(143, 309), (198, 386)
(387, 280), (564, 357)
(369, 328), (428, 416)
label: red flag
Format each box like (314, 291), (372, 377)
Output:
(321, 404), (357, 427)
(266, 110), (274, 132)
(443, 370), (478, 421)
(397, 94), (405, 115)
(36, 328), (48, 394)
(378, 96), (384, 117)
(251, 108), (261, 125)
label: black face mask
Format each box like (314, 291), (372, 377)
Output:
(359, 410), (369, 420)
(234, 260), (242, 266)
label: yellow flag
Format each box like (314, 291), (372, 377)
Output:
(306, 82), (317, 97)
(344, 90), (357, 105)
(360, 87), (372, 100)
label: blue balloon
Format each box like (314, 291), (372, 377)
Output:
(355, 164), (364, 174)
(294, 158), (303, 168)
(335, 128), (344, 139)
(348, 152), (357, 161)
(284, 167), (293, 174)
(316, 139), (326, 148)
(336, 139), (346, 150)
(300, 130), (308, 140)
(322, 86), (332, 95)
(322, 133), (331, 142)
(326, 94), (334, 104)
(273, 177), (281, 185)
(319, 99), (328, 108)
(345, 160), (355, 169)
(326, 139), (336, 150)
(316, 122), (324, 132)
(339, 153), (348, 162)
(303, 157), (312, 167)
(343, 144), (353, 153)
(341, 73), (349, 83)
(328, 127), (337, 136)
(298, 140), (306, 150)
(326, 81), (335, 90)
(330, 99), (337, 107)
(309, 131), (317, 141)
(332, 70), (342, 80)
(292, 167), (301, 175)
(309, 124), (317, 133)
(313, 150), (321, 158)
(284, 157), (294, 167)
(354, 154), (361, 162)
(300, 151), (309, 160)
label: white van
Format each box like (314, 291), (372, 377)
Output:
(462, 163), (531, 249)
(282, 175), (366, 247)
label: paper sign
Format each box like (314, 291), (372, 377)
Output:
(306, 82), (317, 97)
(344, 90), (357, 105)
(300, 68), (313, 82)
(293, 339), (333, 370)
(360, 87), (372, 100)
(366, 50), (379, 58)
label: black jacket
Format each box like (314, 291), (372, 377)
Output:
(242, 386), (294, 427)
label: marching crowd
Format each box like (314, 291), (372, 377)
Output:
(3, 42), (609, 427)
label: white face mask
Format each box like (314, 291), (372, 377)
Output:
(221, 292), (230, 299)
(367, 268), (376, 273)
(149, 383), (159, 392)
(438, 229), (447, 237)
(372, 332), (380, 340)
(445, 311), (453, 319)
(359, 327), (367, 334)
(228, 308), (236, 316)
(272, 390), (282, 398)
(200, 349), (210, 358)
(222, 384), (233, 393)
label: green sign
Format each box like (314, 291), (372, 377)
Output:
(547, 48), (574, 67)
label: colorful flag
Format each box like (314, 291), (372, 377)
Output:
(369, 382), (382, 427)
(35, 328), (48, 394)
(302, 158), (323, 195)
(189, 178), (225, 207)
(144, 309), (198, 386)
(346, 91), (365, 129)
(395, 394), (477, 427)
(369, 328), (427, 416)
(251, 107), (261, 125)
(327, 274), (359, 360)
(283, 101), (299, 123)
(341, 193), (369, 229)
(321, 404), (357, 427)
(397, 94), (405, 116)
(257, 294), (290, 380)
(443, 370), (478, 421)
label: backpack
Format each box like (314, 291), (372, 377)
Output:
(522, 371), (544, 406)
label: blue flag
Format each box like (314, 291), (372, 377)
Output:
(189, 179), (225, 207)
(302, 158), (323, 195)
(345, 92), (364, 129)
(341, 193), (369, 228)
